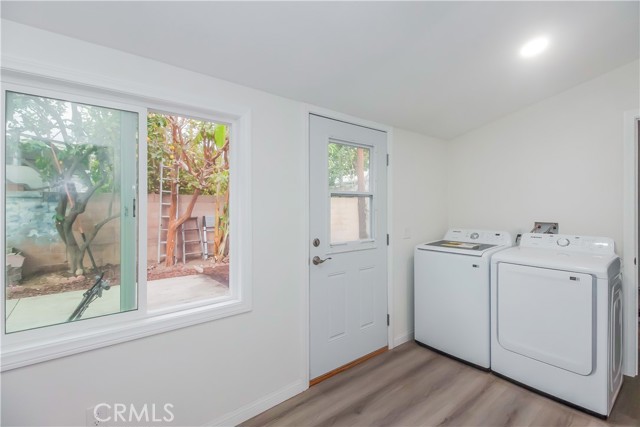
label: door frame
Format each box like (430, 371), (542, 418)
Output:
(622, 108), (639, 376)
(301, 104), (394, 385)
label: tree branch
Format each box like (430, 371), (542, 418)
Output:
(40, 101), (71, 143)
(74, 175), (108, 213)
(64, 152), (85, 180)
(172, 188), (201, 230)
(79, 213), (119, 254)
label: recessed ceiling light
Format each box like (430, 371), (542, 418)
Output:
(520, 37), (549, 58)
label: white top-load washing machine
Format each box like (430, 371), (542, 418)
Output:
(491, 233), (623, 417)
(415, 229), (513, 369)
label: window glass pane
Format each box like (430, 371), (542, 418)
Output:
(146, 113), (230, 311)
(4, 91), (137, 333)
(328, 142), (370, 192)
(330, 196), (372, 243)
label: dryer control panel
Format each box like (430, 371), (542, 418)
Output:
(519, 233), (615, 254)
(444, 229), (513, 246)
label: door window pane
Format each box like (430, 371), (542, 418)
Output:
(4, 91), (137, 333)
(328, 142), (370, 192)
(330, 196), (371, 243)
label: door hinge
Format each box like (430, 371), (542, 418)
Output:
(387, 314), (390, 326)
(386, 154), (389, 166)
(635, 257), (637, 266)
(133, 198), (136, 218)
(387, 234), (389, 245)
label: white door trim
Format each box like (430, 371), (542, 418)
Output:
(622, 108), (639, 377)
(301, 104), (394, 386)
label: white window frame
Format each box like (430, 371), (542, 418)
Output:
(1, 72), (252, 372)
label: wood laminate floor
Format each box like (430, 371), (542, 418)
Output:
(243, 341), (640, 427)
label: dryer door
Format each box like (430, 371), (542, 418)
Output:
(497, 263), (594, 375)
(609, 276), (623, 396)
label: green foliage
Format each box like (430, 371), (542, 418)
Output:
(5, 92), (119, 194)
(214, 124), (226, 149)
(328, 142), (369, 189)
(146, 113), (228, 195)
(146, 114), (168, 194)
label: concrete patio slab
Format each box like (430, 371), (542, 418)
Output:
(6, 287), (120, 333)
(6, 275), (229, 333)
(147, 275), (229, 311)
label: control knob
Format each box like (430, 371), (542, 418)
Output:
(557, 238), (570, 247)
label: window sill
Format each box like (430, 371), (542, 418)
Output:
(1, 297), (251, 372)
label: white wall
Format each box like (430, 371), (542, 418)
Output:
(447, 60), (639, 247)
(447, 59), (639, 374)
(0, 21), (449, 426)
(8, 17), (634, 427)
(391, 129), (448, 345)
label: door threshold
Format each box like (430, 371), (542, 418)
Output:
(310, 346), (388, 387)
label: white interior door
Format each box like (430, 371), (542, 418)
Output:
(309, 114), (388, 380)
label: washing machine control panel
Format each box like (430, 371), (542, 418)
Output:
(444, 229), (513, 246)
(520, 233), (615, 254)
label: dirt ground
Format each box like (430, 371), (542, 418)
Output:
(7, 259), (229, 300)
(147, 258), (229, 284)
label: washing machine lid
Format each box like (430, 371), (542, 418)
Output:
(417, 240), (497, 256)
(416, 229), (513, 256)
(493, 233), (619, 279)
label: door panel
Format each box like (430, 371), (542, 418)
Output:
(309, 114), (387, 380)
(497, 263), (594, 375)
(358, 266), (376, 328)
(327, 272), (348, 340)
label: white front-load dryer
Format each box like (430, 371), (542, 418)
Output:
(415, 229), (513, 369)
(491, 233), (623, 417)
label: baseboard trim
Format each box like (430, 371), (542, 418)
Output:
(393, 330), (414, 347)
(205, 379), (307, 426)
(310, 346), (388, 386)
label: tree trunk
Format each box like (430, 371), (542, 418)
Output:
(54, 190), (85, 274)
(356, 148), (367, 239)
(54, 194), (68, 245)
(165, 222), (179, 267)
(213, 182), (221, 259)
(164, 177), (179, 266)
(63, 221), (83, 274)
(216, 188), (230, 260)
(165, 188), (202, 266)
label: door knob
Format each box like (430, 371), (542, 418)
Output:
(312, 256), (332, 265)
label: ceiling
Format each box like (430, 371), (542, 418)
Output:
(2, 1), (638, 140)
